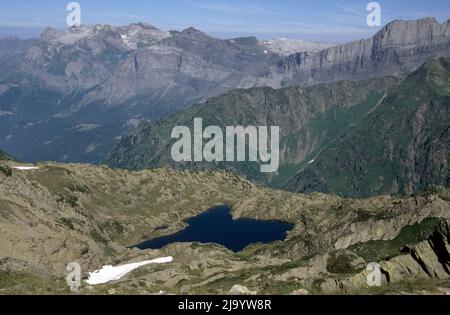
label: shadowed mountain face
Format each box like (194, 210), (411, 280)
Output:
(1, 18), (450, 163)
(107, 58), (450, 197)
(290, 57), (450, 198)
(106, 77), (398, 188)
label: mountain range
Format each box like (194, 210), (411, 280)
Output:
(1, 18), (450, 165)
(0, 16), (450, 295)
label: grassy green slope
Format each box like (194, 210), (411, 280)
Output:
(291, 58), (450, 197)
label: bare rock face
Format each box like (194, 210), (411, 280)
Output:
(19, 24), (275, 102)
(259, 18), (450, 88)
(289, 288), (309, 295)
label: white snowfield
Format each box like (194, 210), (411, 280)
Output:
(12, 166), (39, 170)
(261, 38), (335, 56)
(86, 256), (174, 285)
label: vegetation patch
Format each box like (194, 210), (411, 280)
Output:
(0, 272), (70, 295)
(100, 219), (125, 238)
(57, 194), (79, 208)
(355, 209), (397, 222)
(57, 217), (76, 230)
(90, 231), (108, 244)
(67, 183), (90, 194)
(327, 251), (365, 275)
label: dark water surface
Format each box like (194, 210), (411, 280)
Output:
(136, 206), (293, 252)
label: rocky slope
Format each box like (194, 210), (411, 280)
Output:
(0, 158), (449, 294)
(291, 57), (450, 197)
(1, 18), (450, 163)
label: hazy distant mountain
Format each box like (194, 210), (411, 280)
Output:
(0, 24), (279, 163)
(0, 37), (35, 77)
(21, 24), (278, 103)
(1, 18), (450, 163)
(0, 37), (34, 65)
(260, 38), (335, 56)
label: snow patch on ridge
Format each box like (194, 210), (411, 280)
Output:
(86, 257), (174, 285)
(12, 166), (39, 171)
(261, 38), (335, 56)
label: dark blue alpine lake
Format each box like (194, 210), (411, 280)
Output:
(136, 206), (293, 252)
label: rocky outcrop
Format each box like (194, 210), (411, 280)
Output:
(321, 220), (450, 293)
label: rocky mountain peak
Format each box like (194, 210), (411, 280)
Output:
(374, 17), (450, 45)
(37, 23), (172, 51)
(131, 22), (160, 31)
(181, 26), (209, 39)
(39, 25), (94, 45)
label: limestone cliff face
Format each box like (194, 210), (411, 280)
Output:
(260, 18), (450, 88)
(19, 25), (277, 104)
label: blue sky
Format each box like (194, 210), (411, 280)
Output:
(1, 0), (450, 42)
